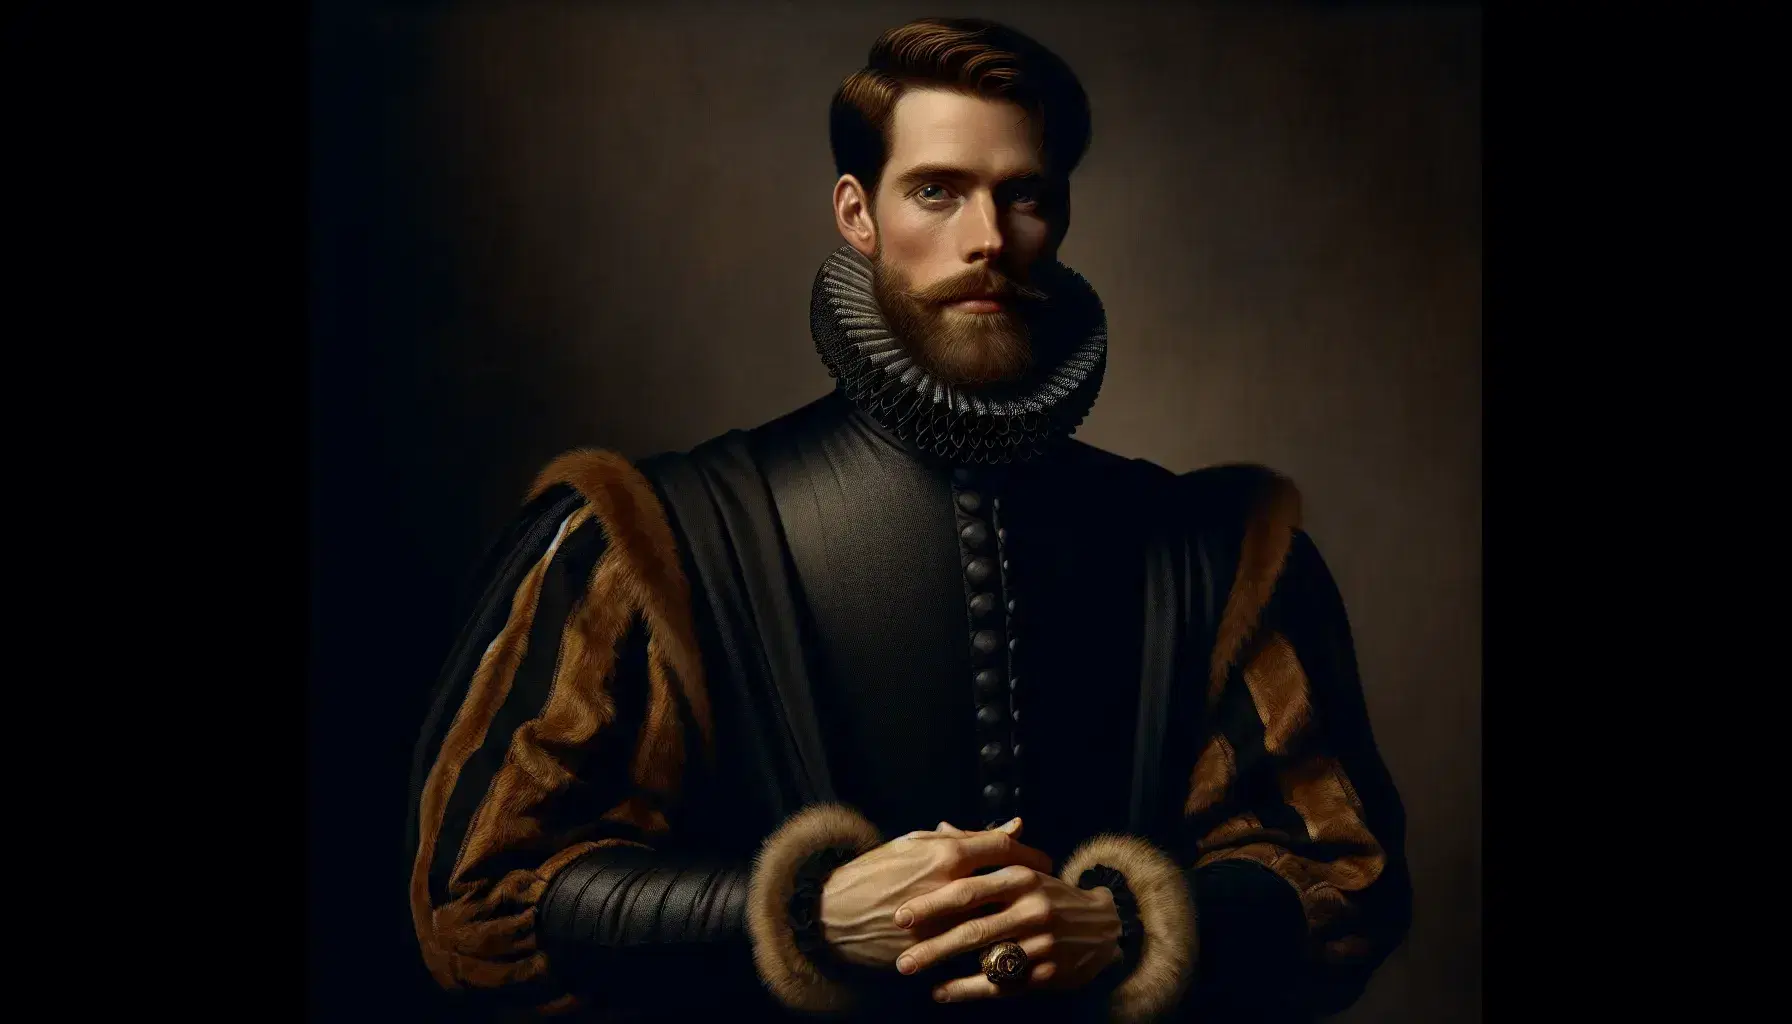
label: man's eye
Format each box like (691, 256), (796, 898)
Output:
(916, 184), (952, 202)
(1003, 184), (1044, 209)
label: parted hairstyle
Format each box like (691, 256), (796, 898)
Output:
(829, 18), (1093, 197)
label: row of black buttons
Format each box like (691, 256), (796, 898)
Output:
(952, 465), (1022, 830)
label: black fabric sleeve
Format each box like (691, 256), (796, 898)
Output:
(536, 846), (765, 1009)
(539, 846), (750, 947)
(1170, 529), (1412, 1023)
(1181, 860), (1311, 1022)
(511, 583), (771, 1015)
(408, 470), (790, 1017)
(1278, 531), (1413, 1014)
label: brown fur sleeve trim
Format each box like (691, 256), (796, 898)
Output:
(530, 448), (712, 757)
(409, 449), (712, 998)
(1208, 471), (1304, 712)
(1062, 834), (1197, 1024)
(746, 803), (883, 1013)
(410, 503), (598, 990)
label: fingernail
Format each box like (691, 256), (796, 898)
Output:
(897, 955), (916, 975)
(1002, 817), (1020, 831)
(894, 909), (913, 928)
(934, 988), (950, 1003)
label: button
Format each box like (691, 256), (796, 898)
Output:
(1008, 636), (1020, 654)
(1001, 559), (1011, 572)
(953, 466), (979, 485)
(965, 557), (994, 586)
(1006, 598), (1018, 614)
(1008, 675), (1020, 692)
(1012, 742), (1024, 760)
(960, 522), (990, 549)
(1013, 787), (1022, 801)
(975, 668), (1003, 697)
(972, 629), (1001, 655)
(969, 593), (998, 619)
(980, 740), (1007, 765)
(983, 782), (1010, 809)
(976, 704), (1006, 729)
(997, 527), (1007, 544)
(956, 491), (983, 514)
(1011, 706), (1022, 723)
(993, 497), (1002, 512)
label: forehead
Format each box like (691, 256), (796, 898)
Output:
(884, 88), (1044, 180)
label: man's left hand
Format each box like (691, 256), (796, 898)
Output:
(890, 842), (1123, 1003)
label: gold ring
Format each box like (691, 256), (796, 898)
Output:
(981, 940), (1030, 985)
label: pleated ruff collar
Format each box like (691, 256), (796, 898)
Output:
(808, 245), (1108, 465)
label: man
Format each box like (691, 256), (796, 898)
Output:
(408, 17), (1409, 1024)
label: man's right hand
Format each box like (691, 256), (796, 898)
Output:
(818, 817), (1053, 969)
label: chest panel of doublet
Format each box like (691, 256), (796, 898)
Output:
(974, 462), (1151, 854)
(795, 451), (1157, 854)
(668, 396), (1223, 857)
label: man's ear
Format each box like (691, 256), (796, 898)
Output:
(833, 175), (877, 257)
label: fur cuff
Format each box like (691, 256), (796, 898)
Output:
(746, 804), (883, 1013)
(1062, 834), (1197, 1024)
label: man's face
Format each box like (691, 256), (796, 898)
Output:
(842, 88), (1067, 387)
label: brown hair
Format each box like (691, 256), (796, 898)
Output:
(829, 18), (1092, 198)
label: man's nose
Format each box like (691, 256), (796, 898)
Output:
(959, 191), (1004, 264)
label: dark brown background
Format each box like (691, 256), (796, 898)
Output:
(309, 1), (1480, 1019)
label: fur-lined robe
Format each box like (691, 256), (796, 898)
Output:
(407, 391), (1410, 1022)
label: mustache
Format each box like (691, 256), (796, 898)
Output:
(909, 265), (1050, 305)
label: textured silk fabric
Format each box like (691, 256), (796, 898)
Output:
(759, 396), (984, 837)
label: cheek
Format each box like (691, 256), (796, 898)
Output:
(1005, 214), (1052, 260)
(881, 207), (948, 263)
(878, 206), (955, 284)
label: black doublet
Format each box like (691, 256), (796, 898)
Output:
(789, 245), (1131, 843)
(412, 248), (1410, 1023)
(734, 391), (1156, 854)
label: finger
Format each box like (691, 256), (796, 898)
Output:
(932, 817), (1015, 841)
(930, 934), (1059, 1003)
(896, 898), (1049, 974)
(895, 864), (1036, 929)
(952, 829), (1054, 875)
(1015, 928), (1055, 962)
(932, 973), (1001, 1003)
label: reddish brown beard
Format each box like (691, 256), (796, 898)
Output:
(871, 257), (1049, 387)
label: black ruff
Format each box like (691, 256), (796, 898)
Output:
(809, 245), (1109, 464)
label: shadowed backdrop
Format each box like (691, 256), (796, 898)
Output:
(308, 1), (1480, 1019)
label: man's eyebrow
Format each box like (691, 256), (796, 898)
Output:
(888, 164), (1046, 191)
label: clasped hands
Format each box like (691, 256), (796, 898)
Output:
(818, 817), (1123, 1003)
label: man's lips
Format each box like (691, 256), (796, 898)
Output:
(946, 294), (1008, 312)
